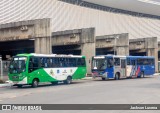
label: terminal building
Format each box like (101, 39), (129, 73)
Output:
(0, 0), (160, 73)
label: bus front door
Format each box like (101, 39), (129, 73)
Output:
(121, 59), (126, 77)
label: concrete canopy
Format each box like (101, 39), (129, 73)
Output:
(83, 0), (160, 16)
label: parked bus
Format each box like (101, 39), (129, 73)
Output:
(8, 53), (87, 88)
(92, 55), (155, 80)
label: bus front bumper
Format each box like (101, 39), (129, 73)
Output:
(11, 77), (28, 85)
(92, 72), (108, 78)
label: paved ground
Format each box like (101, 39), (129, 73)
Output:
(0, 75), (160, 113)
(0, 75), (8, 82)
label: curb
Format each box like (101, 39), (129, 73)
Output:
(82, 77), (93, 80)
(0, 83), (11, 88)
(0, 80), (13, 88)
(153, 73), (160, 76)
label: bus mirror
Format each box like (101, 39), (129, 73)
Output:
(29, 68), (33, 73)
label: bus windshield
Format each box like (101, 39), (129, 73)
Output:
(92, 58), (107, 71)
(9, 57), (27, 74)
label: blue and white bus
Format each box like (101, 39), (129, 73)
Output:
(92, 55), (155, 80)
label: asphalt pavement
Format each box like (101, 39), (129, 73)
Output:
(0, 75), (160, 113)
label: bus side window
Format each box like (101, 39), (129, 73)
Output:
(69, 58), (76, 67)
(114, 58), (120, 66)
(148, 59), (154, 65)
(39, 58), (45, 68)
(68, 58), (72, 67)
(127, 58), (130, 65)
(137, 59), (144, 65)
(29, 58), (34, 72)
(107, 58), (113, 68)
(44, 58), (48, 68)
(59, 58), (67, 67)
(59, 58), (64, 67)
(131, 60), (136, 65)
(52, 58), (56, 67)
(73, 58), (76, 67)
(121, 59), (126, 68)
(81, 58), (86, 66)
(29, 57), (39, 72)
(77, 58), (86, 67)
(49, 58), (54, 67)
(54, 58), (60, 67)
(64, 58), (69, 67)
(143, 59), (149, 65)
(33, 58), (39, 69)
(46, 58), (51, 68)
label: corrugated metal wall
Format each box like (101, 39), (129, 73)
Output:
(0, 0), (160, 40)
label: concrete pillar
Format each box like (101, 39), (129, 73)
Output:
(116, 33), (129, 55)
(81, 28), (95, 75)
(34, 37), (51, 54)
(116, 47), (129, 56)
(34, 19), (52, 54)
(81, 43), (95, 75)
(145, 37), (158, 72)
(147, 48), (158, 72)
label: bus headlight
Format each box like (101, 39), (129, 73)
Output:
(103, 72), (108, 78)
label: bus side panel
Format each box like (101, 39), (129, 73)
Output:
(114, 66), (121, 78)
(72, 67), (87, 79)
(43, 67), (86, 81)
(126, 65), (142, 77)
(126, 65), (135, 77)
(27, 69), (57, 84)
(106, 67), (114, 78)
(44, 68), (78, 81)
(143, 65), (155, 75)
(136, 65), (154, 77)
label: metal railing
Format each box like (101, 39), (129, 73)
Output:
(0, 60), (10, 80)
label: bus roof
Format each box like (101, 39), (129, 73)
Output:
(126, 56), (154, 59)
(93, 55), (154, 59)
(93, 55), (126, 59)
(16, 53), (85, 58)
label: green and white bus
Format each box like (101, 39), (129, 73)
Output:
(8, 53), (87, 88)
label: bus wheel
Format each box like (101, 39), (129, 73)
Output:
(140, 72), (144, 78)
(115, 73), (120, 80)
(51, 81), (58, 85)
(64, 76), (72, 84)
(17, 85), (23, 88)
(102, 77), (106, 81)
(32, 79), (39, 88)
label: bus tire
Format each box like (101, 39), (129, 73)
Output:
(17, 85), (23, 88)
(32, 79), (39, 88)
(102, 77), (106, 81)
(51, 81), (58, 85)
(115, 73), (120, 80)
(64, 76), (72, 84)
(140, 72), (144, 78)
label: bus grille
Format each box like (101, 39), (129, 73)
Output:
(12, 76), (19, 80)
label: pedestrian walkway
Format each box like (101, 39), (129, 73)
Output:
(153, 73), (160, 76)
(1, 75), (8, 81)
(0, 75), (9, 87)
